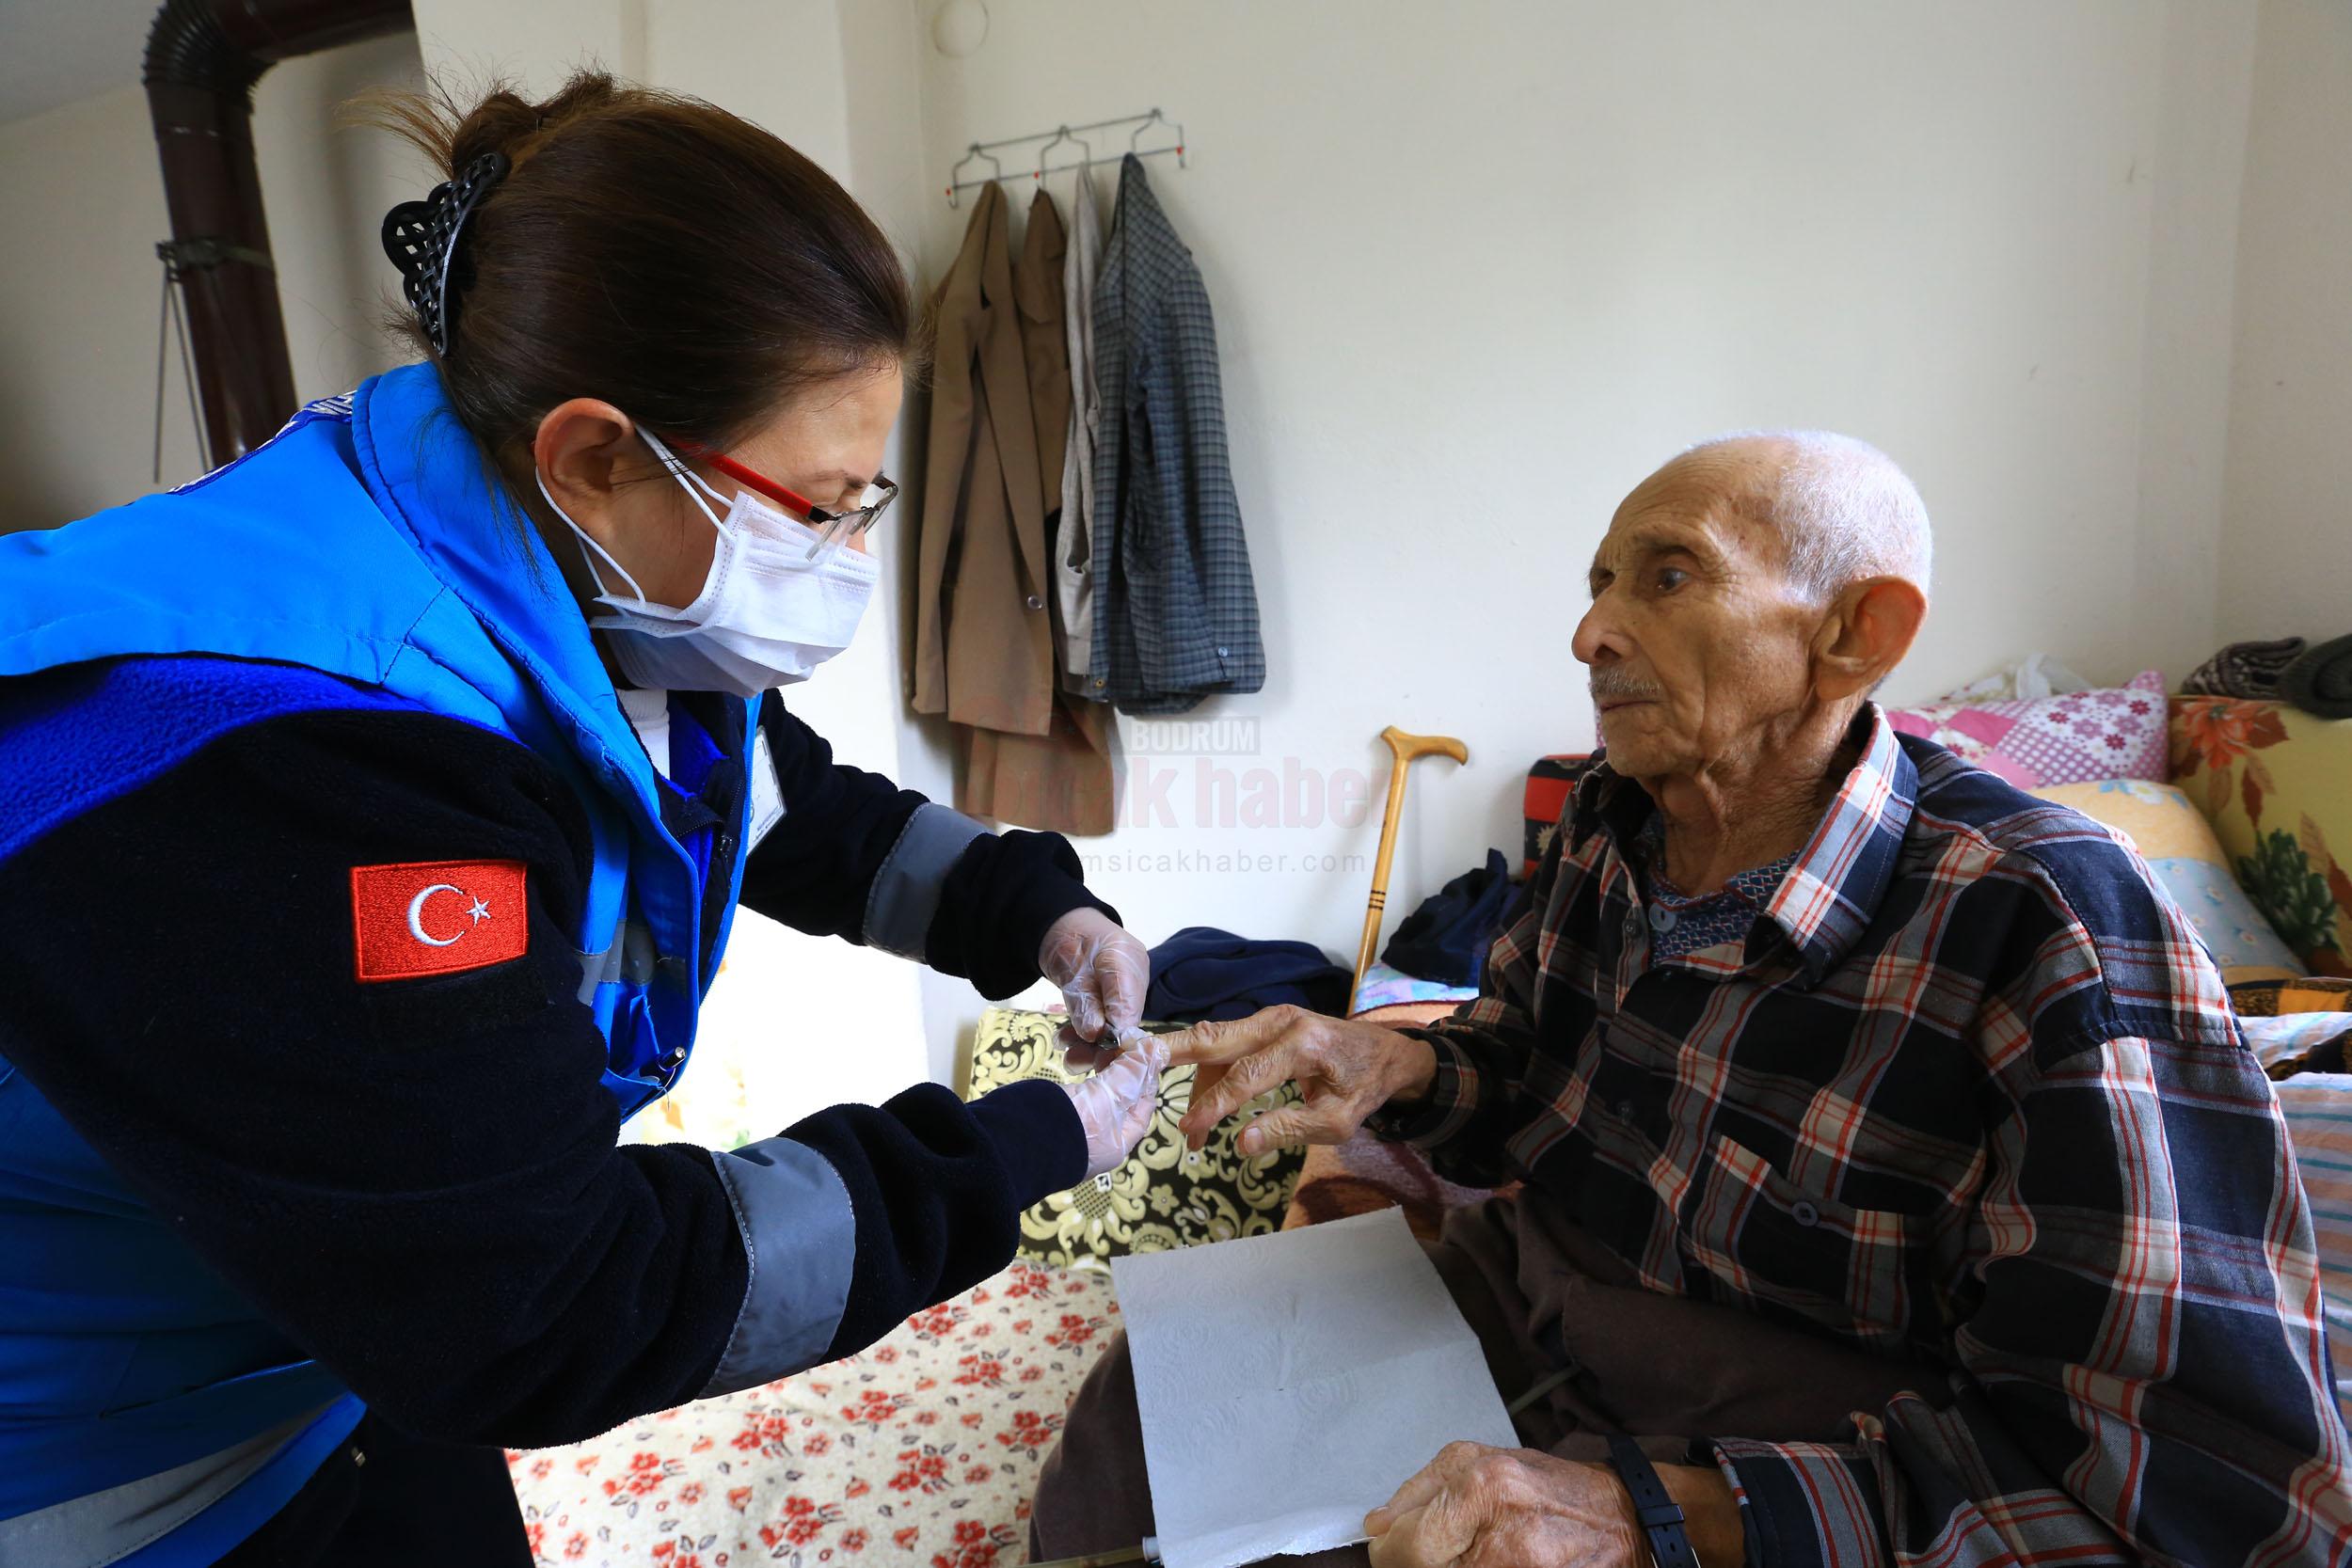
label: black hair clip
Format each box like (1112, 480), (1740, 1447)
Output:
(380, 150), (510, 356)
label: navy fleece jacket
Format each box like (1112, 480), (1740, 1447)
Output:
(0, 657), (1095, 1449)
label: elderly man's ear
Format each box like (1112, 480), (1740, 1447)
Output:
(1810, 577), (1929, 703)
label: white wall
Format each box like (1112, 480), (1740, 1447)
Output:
(903, 0), (2264, 995)
(0, 32), (425, 530)
(2218, 0), (2352, 647)
(407, 0), (647, 92)
(2134, 3), (2261, 664)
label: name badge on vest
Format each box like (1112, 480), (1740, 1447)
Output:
(748, 725), (787, 850)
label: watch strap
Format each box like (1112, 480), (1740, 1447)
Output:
(1607, 1433), (1700, 1568)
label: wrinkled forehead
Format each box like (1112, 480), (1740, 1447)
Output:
(1597, 445), (1791, 570)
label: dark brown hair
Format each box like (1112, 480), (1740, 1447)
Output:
(364, 72), (916, 487)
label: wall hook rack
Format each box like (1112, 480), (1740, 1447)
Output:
(947, 108), (1185, 206)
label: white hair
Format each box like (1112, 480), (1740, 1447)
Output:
(1685, 430), (1933, 604)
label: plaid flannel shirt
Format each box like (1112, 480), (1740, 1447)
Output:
(1385, 707), (2352, 1567)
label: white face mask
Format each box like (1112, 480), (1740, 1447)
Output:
(537, 427), (879, 697)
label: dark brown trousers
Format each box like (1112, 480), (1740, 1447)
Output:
(1029, 1193), (1944, 1565)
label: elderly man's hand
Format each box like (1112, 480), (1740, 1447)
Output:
(1166, 1006), (1437, 1154)
(1363, 1443), (1743, 1568)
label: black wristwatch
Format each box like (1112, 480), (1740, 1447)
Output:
(1606, 1434), (1701, 1568)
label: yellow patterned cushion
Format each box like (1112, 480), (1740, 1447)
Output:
(2169, 699), (2352, 977)
(2030, 779), (2302, 983)
(961, 1007), (1303, 1268)
(2231, 976), (2352, 1017)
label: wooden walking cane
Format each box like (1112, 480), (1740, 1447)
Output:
(1350, 725), (1470, 1010)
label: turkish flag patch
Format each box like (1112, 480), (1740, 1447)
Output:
(349, 859), (530, 983)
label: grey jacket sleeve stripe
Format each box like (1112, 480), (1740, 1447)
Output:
(697, 1136), (859, 1398)
(863, 801), (989, 960)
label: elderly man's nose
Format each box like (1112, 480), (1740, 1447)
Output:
(1572, 599), (1619, 666)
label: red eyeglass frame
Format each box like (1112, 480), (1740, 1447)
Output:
(665, 438), (898, 545)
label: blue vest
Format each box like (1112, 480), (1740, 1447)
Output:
(0, 366), (756, 1553)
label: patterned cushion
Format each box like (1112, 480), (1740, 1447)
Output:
(2268, 1074), (2352, 1424)
(1523, 753), (1598, 877)
(962, 1006), (1302, 1267)
(2233, 976), (2352, 1017)
(2169, 697), (2352, 977)
(2029, 779), (2301, 983)
(1885, 671), (2169, 788)
(506, 1260), (1119, 1566)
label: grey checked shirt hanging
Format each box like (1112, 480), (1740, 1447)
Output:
(1085, 154), (1265, 715)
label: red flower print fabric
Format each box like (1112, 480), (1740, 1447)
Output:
(507, 1261), (1119, 1566)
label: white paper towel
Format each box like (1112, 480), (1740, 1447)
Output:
(1111, 1207), (1519, 1568)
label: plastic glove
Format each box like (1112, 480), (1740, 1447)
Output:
(1039, 907), (1151, 1067)
(1064, 1032), (1168, 1180)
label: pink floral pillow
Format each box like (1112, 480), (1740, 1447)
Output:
(1886, 672), (2169, 788)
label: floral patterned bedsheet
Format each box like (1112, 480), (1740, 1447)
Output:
(506, 1259), (1120, 1567)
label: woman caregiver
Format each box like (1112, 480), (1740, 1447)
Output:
(0, 74), (1164, 1566)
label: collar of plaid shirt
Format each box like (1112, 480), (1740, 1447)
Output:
(1632, 816), (1798, 964)
(1572, 705), (1913, 985)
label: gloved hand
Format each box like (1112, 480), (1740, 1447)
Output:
(1064, 1033), (1168, 1180)
(1039, 907), (1151, 1068)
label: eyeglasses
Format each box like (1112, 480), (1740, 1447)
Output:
(665, 438), (898, 560)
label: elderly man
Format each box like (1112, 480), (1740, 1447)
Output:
(1028, 433), (2351, 1568)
